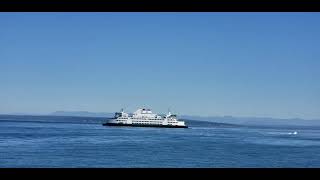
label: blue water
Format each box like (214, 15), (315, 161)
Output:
(1, 115), (320, 167)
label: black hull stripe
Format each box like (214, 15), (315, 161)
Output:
(102, 123), (188, 128)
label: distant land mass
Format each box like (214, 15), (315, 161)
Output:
(180, 115), (320, 126)
(1, 111), (319, 126)
(47, 111), (320, 126)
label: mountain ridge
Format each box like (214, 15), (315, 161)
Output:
(2, 111), (319, 126)
(47, 111), (320, 126)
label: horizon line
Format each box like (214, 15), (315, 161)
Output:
(0, 111), (319, 121)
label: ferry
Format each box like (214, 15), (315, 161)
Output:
(103, 108), (188, 128)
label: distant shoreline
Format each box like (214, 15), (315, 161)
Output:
(0, 113), (320, 126)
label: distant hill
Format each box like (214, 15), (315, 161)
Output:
(180, 115), (320, 126)
(50, 111), (114, 118)
(1, 111), (311, 126)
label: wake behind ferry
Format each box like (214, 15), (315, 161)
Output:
(103, 108), (188, 128)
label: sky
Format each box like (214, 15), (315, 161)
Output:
(0, 13), (319, 119)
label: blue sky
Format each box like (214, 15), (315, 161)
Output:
(0, 13), (319, 119)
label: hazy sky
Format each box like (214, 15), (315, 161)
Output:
(1, 13), (319, 119)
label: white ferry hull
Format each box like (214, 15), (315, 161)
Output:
(103, 122), (188, 128)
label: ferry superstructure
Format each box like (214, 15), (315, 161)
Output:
(103, 108), (188, 128)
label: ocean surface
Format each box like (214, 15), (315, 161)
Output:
(1, 115), (320, 168)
